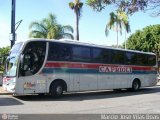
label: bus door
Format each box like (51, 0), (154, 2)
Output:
(18, 41), (47, 94)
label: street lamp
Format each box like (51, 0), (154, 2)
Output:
(10, 0), (16, 48)
(10, 0), (22, 48)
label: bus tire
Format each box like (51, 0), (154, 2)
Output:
(50, 81), (63, 98)
(131, 79), (141, 92)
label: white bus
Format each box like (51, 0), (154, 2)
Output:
(3, 39), (158, 97)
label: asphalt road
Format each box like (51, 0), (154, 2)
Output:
(0, 86), (160, 115)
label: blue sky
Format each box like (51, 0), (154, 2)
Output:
(0, 0), (159, 47)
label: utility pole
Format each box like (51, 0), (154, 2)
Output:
(10, 0), (16, 48)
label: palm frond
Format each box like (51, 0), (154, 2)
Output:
(43, 13), (57, 29)
(105, 26), (109, 37)
(61, 33), (74, 40)
(78, 2), (83, 8)
(29, 30), (46, 38)
(63, 25), (74, 33)
(107, 12), (116, 29)
(69, 2), (75, 9)
(124, 22), (131, 33)
(29, 21), (40, 29)
(29, 20), (48, 33)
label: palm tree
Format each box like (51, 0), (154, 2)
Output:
(29, 13), (74, 40)
(105, 10), (131, 48)
(69, 0), (83, 41)
(59, 25), (74, 40)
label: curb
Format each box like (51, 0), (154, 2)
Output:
(0, 90), (12, 95)
(0, 93), (12, 95)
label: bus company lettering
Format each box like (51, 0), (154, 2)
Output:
(99, 66), (132, 73)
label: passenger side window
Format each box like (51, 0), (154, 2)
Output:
(72, 46), (91, 62)
(48, 42), (72, 61)
(137, 54), (148, 66)
(110, 50), (125, 64)
(126, 52), (136, 65)
(92, 48), (110, 63)
(148, 55), (156, 66)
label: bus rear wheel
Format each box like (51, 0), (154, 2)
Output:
(131, 79), (140, 92)
(50, 82), (63, 98)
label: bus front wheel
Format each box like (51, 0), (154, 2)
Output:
(131, 79), (141, 92)
(50, 81), (63, 98)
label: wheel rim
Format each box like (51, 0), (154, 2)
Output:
(56, 86), (63, 95)
(133, 82), (139, 90)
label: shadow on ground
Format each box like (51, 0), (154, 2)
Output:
(14, 86), (160, 102)
(0, 97), (23, 106)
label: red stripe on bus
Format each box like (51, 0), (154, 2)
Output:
(45, 61), (156, 71)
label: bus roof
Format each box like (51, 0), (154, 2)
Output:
(18, 38), (155, 55)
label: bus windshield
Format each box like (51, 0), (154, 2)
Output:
(4, 42), (23, 77)
(4, 55), (18, 77)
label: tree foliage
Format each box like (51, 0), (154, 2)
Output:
(29, 13), (74, 40)
(124, 24), (160, 58)
(86, 0), (148, 14)
(86, 0), (115, 12)
(0, 46), (11, 71)
(86, 0), (160, 16)
(147, 0), (160, 16)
